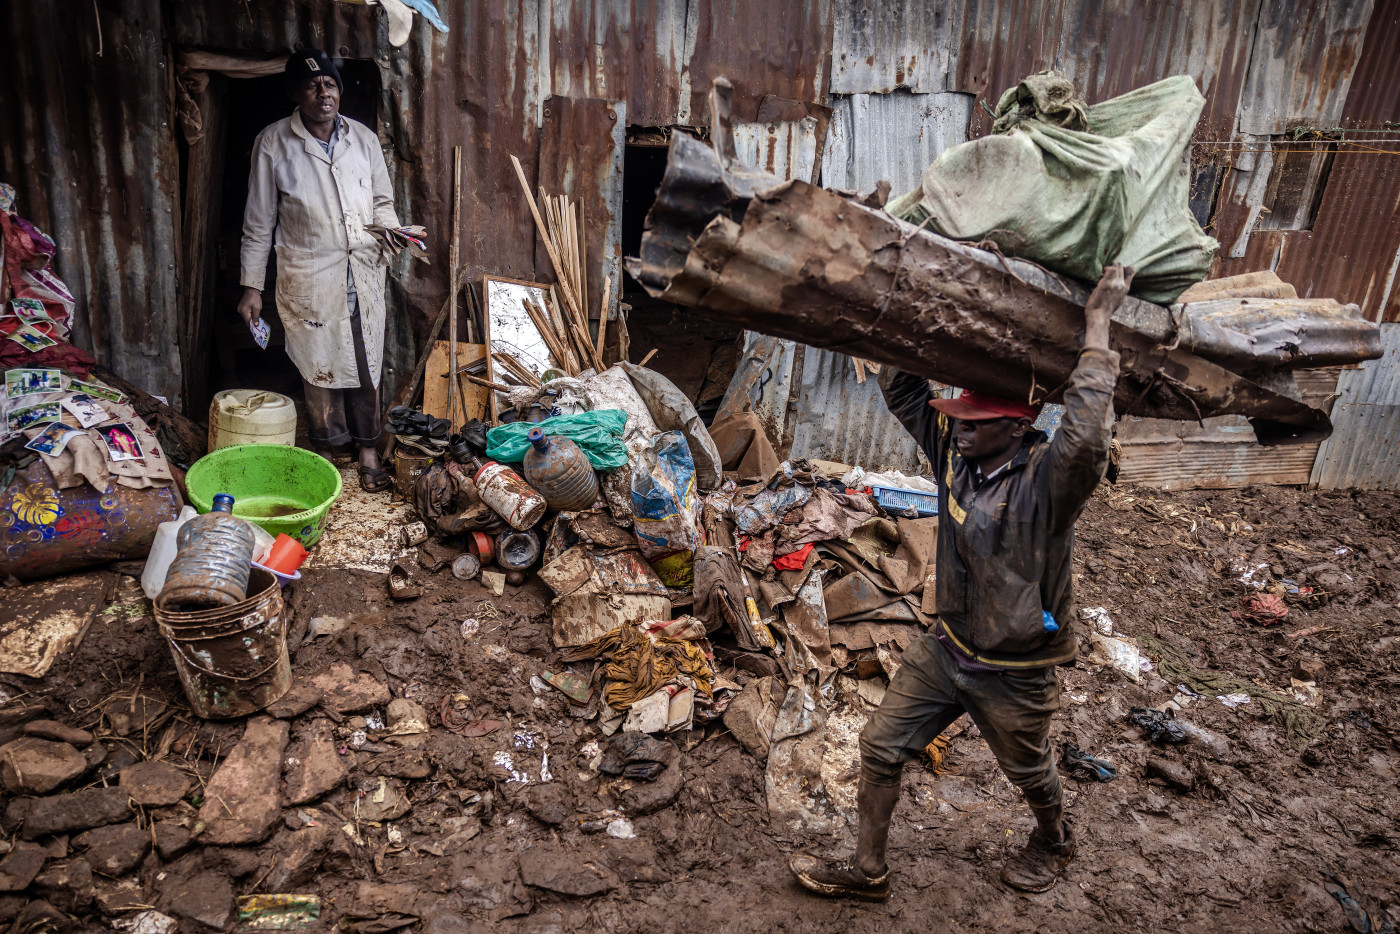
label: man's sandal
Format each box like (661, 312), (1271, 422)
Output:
(359, 464), (393, 493)
(789, 854), (890, 901)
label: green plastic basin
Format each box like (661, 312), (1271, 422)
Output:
(185, 444), (342, 547)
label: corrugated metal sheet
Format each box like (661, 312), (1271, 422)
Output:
(823, 90), (974, 194)
(788, 352), (928, 472)
(732, 117), (823, 183)
(953, 0), (1262, 139)
(680, 0), (835, 124)
(0, 0), (185, 405)
(1235, 0), (1373, 135)
(1311, 323), (1400, 488)
(829, 1), (953, 94)
(1116, 367), (1341, 489)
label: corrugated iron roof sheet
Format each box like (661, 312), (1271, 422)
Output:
(829, 1), (951, 94)
(787, 350), (928, 472)
(1311, 323), (1400, 488)
(824, 89), (973, 194)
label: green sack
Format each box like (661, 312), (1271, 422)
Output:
(886, 73), (1219, 304)
(486, 410), (630, 470)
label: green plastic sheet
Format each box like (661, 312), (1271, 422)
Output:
(886, 73), (1220, 303)
(486, 410), (630, 470)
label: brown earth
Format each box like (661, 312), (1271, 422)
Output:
(2, 483), (1397, 933)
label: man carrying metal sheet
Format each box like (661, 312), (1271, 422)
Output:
(790, 263), (1132, 899)
(238, 49), (399, 493)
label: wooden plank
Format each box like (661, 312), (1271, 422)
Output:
(424, 342), (488, 422)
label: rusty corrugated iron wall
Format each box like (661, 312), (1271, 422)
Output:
(0, 0), (184, 405)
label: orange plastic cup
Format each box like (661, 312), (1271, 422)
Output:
(264, 534), (308, 574)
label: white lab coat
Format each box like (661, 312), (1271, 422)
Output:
(240, 111), (400, 389)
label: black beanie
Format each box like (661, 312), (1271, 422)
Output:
(284, 49), (342, 97)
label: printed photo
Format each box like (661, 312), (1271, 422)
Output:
(6, 368), (63, 398)
(99, 422), (144, 462)
(7, 401), (62, 433)
(10, 298), (51, 325)
(24, 421), (83, 457)
(6, 324), (57, 352)
(69, 379), (126, 404)
(61, 394), (110, 428)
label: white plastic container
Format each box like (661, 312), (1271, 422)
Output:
(141, 506), (197, 600)
(208, 390), (297, 450)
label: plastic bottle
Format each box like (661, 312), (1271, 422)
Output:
(522, 428), (599, 512)
(157, 493), (257, 611)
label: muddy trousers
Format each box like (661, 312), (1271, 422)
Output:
(301, 299), (382, 449)
(859, 632), (1063, 810)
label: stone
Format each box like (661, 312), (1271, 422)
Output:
(196, 716), (289, 845)
(201, 847), (263, 880)
(0, 841), (47, 891)
(521, 784), (573, 826)
(353, 777), (412, 822)
(32, 858), (93, 913)
(168, 870), (233, 931)
(369, 750), (432, 780)
(107, 694), (167, 737)
(281, 721), (346, 806)
(83, 741), (109, 773)
(0, 737), (87, 793)
(307, 663), (391, 714)
(93, 877), (146, 914)
(264, 679), (323, 719)
(517, 845), (618, 896)
(262, 824), (331, 891)
(0, 799), (28, 836)
(120, 761), (192, 807)
(98, 744), (141, 782)
(613, 762), (684, 816)
(153, 824), (193, 860)
(74, 823), (151, 876)
(386, 698), (429, 734)
(21, 720), (95, 746)
(23, 786), (132, 839)
(1293, 656), (1326, 683)
(1146, 755), (1195, 793)
(0, 895), (23, 923)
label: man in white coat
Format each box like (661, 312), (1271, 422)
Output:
(238, 49), (399, 492)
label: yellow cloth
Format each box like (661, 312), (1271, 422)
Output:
(563, 623), (713, 710)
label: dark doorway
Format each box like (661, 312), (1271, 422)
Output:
(620, 135), (742, 425)
(205, 61), (382, 404)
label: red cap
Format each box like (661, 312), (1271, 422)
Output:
(929, 389), (1040, 421)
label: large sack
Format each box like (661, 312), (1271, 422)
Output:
(887, 73), (1219, 303)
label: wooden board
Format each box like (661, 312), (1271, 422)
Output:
(423, 342), (489, 423)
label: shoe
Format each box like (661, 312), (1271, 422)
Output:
(789, 853), (890, 901)
(1001, 823), (1076, 893)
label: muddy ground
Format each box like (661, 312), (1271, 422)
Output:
(2, 482), (1398, 933)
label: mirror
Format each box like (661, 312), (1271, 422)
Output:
(482, 276), (559, 414)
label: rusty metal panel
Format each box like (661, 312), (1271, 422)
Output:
(830, 1), (954, 94)
(0, 0), (185, 406)
(1311, 323), (1400, 489)
(954, 0), (1260, 139)
(680, 0), (835, 124)
(1117, 366), (1341, 489)
(1236, 0), (1373, 135)
(824, 90), (974, 194)
(536, 96), (626, 324)
(732, 118), (823, 182)
(788, 350), (928, 473)
(541, 0), (688, 127)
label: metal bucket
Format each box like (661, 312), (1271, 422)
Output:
(153, 568), (291, 719)
(393, 449), (434, 500)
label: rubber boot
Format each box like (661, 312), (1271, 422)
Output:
(790, 780), (899, 900)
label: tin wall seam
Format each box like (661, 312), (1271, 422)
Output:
(1310, 323), (1400, 489)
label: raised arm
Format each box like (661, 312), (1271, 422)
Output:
(1043, 263), (1131, 530)
(878, 367), (946, 467)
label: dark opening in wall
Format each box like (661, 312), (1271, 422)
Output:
(1257, 137), (1336, 231)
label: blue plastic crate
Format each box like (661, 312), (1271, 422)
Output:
(870, 484), (939, 517)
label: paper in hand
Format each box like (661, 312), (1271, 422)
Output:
(250, 317), (271, 350)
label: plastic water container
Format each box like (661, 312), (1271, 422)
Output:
(141, 506), (198, 600)
(473, 461), (547, 530)
(522, 428), (598, 511)
(157, 493), (257, 612)
(208, 390), (297, 450)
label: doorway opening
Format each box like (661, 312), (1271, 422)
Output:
(620, 131), (742, 425)
(192, 59), (382, 409)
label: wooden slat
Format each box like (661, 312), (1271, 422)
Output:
(424, 342), (488, 422)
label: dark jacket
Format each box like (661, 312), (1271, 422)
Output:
(879, 348), (1120, 668)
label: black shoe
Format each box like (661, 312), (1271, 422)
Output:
(789, 854), (890, 901)
(1001, 823), (1076, 893)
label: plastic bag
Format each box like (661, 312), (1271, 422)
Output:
(618, 362), (722, 491)
(485, 410), (629, 469)
(631, 431), (703, 586)
(886, 73), (1219, 303)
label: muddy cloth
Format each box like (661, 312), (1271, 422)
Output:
(301, 304), (382, 447)
(692, 546), (767, 649)
(413, 464), (456, 527)
(879, 347), (1119, 669)
(817, 516), (937, 625)
(707, 411), (780, 481)
(561, 623), (713, 711)
(860, 632), (1062, 810)
(25, 398), (175, 492)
